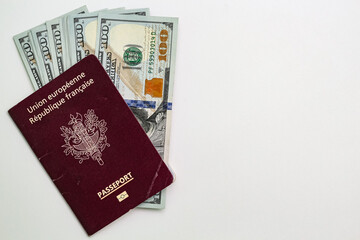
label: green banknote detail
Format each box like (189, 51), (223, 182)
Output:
(123, 47), (143, 66)
(94, 14), (178, 209)
(13, 31), (44, 90)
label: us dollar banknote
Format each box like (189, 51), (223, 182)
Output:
(46, 6), (88, 77)
(13, 31), (44, 90)
(95, 14), (178, 208)
(60, 8), (104, 70)
(67, 8), (149, 66)
(30, 24), (55, 84)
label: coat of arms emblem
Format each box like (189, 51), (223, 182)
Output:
(60, 109), (110, 166)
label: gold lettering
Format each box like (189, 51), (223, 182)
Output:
(96, 172), (134, 200)
(158, 30), (168, 62)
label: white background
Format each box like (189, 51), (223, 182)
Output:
(1, 0), (360, 239)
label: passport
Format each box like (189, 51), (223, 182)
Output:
(8, 55), (174, 235)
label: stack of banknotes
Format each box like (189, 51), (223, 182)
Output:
(13, 6), (178, 209)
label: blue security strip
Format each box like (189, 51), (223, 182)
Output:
(125, 99), (156, 109)
(124, 100), (173, 110)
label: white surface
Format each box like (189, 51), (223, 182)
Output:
(1, 0), (360, 239)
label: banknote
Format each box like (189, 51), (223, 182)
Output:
(63, 8), (115, 67)
(46, 6), (88, 77)
(94, 14), (178, 208)
(30, 24), (55, 84)
(67, 8), (149, 66)
(13, 31), (44, 90)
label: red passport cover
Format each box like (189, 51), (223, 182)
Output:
(8, 55), (174, 235)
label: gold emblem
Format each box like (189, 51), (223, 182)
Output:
(60, 109), (110, 166)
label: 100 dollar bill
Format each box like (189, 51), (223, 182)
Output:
(67, 8), (148, 66)
(30, 24), (55, 84)
(94, 14), (178, 208)
(46, 6), (88, 77)
(13, 31), (44, 90)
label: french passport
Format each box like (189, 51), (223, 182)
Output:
(8, 55), (174, 235)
